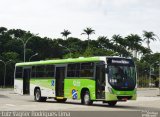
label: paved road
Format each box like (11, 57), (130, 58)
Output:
(0, 88), (160, 111)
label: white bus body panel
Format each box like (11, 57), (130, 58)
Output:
(30, 84), (55, 97)
(14, 79), (23, 95)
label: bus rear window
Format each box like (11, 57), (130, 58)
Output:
(15, 67), (23, 79)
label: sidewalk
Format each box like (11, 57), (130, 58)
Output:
(137, 88), (159, 91)
(137, 88), (160, 97)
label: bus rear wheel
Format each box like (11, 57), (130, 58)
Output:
(107, 101), (117, 106)
(34, 89), (47, 102)
(81, 91), (93, 105)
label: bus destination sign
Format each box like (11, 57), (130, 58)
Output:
(107, 58), (134, 66)
(111, 60), (129, 64)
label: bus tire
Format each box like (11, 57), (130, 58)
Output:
(108, 101), (117, 106)
(34, 89), (46, 102)
(81, 91), (93, 105)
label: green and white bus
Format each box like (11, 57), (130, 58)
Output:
(14, 56), (137, 106)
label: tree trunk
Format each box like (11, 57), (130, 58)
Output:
(87, 35), (90, 48)
(146, 38), (150, 49)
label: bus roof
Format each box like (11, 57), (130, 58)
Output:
(16, 57), (101, 66)
(16, 56), (132, 67)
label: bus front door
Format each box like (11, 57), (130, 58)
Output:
(23, 68), (31, 94)
(55, 67), (65, 97)
(96, 65), (105, 99)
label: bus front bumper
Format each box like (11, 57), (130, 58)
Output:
(105, 91), (137, 101)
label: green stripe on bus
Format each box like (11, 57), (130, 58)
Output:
(16, 57), (100, 66)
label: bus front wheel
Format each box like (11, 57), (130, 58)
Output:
(81, 91), (93, 105)
(34, 89), (47, 102)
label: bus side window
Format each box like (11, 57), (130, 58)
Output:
(46, 65), (55, 77)
(31, 66), (36, 78)
(15, 67), (23, 78)
(36, 65), (46, 77)
(67, 63), (80, 77)
(80, 62), (94, 77)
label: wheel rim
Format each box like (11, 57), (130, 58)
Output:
(36, 91), (40, 100)
(84, 93), (89, 104)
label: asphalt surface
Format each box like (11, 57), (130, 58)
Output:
(0, 88), (160, 111)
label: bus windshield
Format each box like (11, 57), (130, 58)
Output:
(107, 58), (136, 91)
(108, 65), (136, 90)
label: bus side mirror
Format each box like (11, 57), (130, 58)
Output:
(105, 68), (109, 73)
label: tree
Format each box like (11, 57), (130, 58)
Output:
(81, 27), (95, 48)
(97, 36), (113, 50)
(143, 31), (156, 49)
(0, 26), (159, 87)
(2, 52), (19, 61)
(7, 29), (26, 38)
(139, 53), (160, 87)
(83, 47), (94, 57)
(125, 34), (142, 58)
(65, 37), (84, 53)
(111, 34), (123, 45)
(61, 29), (71, 40)
(0, 27), (7, 35)
(136, 45), (151, 58)
(111, 34), (124, 52)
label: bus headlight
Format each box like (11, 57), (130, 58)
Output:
(108, 87), (114, 94)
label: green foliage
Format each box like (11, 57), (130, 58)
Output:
(0, 26), (159, 87)
(125, 34), (142, 50)
(2, 52), (19, 62)
(136, 53), (160, 87)
(81, 27), (95, 38)
(83, 47), (94, 57)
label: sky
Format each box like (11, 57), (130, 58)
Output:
(0, 0), (160, 53)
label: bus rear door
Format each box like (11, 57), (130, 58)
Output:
(55, 66), (66, 97)
(23, 67), (31, 94)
